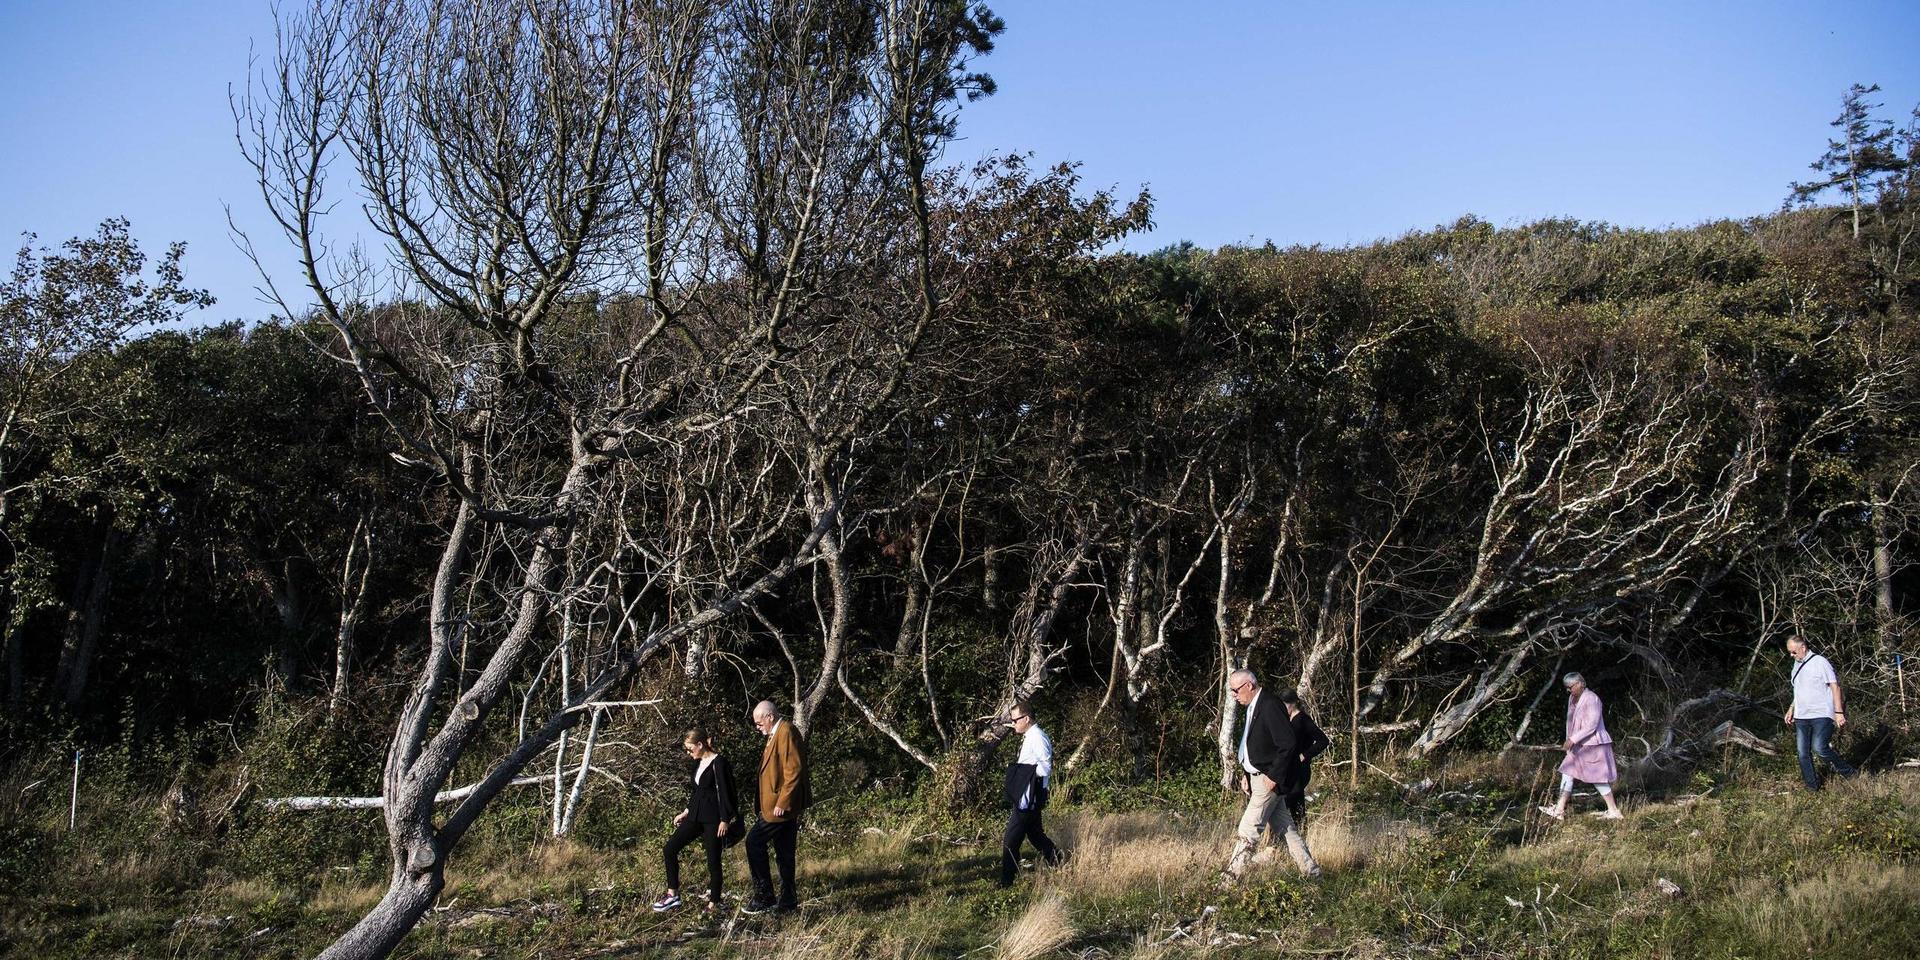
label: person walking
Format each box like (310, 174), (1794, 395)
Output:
(1784, 635), (1858, 791)
(1538, 672), (1623, 820)
(998, 700), (1064, 887)
(1222, 669), (1320, 881)
(651, 727), (741, 914)
(1279, 688), (1330, 826)
(743, 701), (809, 915)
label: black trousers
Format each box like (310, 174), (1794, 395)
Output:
(663, 819), (724, 900)
(999, 807), (1060, 886)
(745, 817), (799, 905)
(1287, 766), (1313, 824)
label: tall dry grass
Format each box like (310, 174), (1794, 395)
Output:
(1046, 811), (1224, 897)
(995, 892), (1075, 960)
(764, 912), (877, 960)
(805, 818), (927, 887)
(310, 876), (385, 915)
(449, 837), (622, 902)
(1301, 799), (1402, 872)
(1726, 860), (1915, 955)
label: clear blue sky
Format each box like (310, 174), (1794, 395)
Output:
(3, 1), (1918, 321)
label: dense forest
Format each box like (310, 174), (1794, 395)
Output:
(3, 3), (1918, 958)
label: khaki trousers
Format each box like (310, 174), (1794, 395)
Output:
(1225, 773), (1320, 878)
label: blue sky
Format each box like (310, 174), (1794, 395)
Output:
(3, 1), (1918, 320)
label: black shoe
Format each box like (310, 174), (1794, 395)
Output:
(741, 896), (776, 915)
(775, 900), (798, 915)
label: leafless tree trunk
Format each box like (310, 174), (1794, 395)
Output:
(1499, 654), (1565, 759)
(793, 466), (852, 738)
(1871, 493), (1898, 655)
(330, 515), (374, 712)
(267, 559), (306, 689)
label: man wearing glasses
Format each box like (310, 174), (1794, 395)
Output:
(1223, 669), (1321, 881)
(999, 700), (1064, 886)
(743, 700), (809, 914)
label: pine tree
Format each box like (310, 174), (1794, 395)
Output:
(1790, 83), (1905, 239)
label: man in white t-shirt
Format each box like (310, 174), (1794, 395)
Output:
(1783, 635), (1858, 790)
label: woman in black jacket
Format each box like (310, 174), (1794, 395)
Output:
(651, 727), (740, 913)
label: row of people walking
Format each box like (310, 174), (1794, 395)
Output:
(650, 635), (1860, 914)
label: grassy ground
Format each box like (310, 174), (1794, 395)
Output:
(4, 755), (1917, 959)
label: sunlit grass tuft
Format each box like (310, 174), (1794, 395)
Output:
(995, 891), (1074, 960)
(1047, 811), (1222, 898)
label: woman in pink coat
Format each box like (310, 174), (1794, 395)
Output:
(1538, 672), (1623, 820)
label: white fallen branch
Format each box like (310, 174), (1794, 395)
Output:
(262, 775), (549, 811)
(261, 763), (625, 811)
(562, 699), (662, 715)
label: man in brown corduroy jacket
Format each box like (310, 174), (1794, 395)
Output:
(743, 700), (809, 914)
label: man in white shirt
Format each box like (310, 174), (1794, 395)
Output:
(1784, 635), (1857, 790)
(998, 700), (1064, 886)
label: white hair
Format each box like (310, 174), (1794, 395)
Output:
(1228, 669), (1256, 688)
(752, 700), (780, 720)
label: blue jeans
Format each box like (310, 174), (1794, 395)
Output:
(1794, 718), (1856, 790)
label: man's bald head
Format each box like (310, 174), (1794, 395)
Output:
(752, 700), (781, 734)
(1228, 669), (1259, 706)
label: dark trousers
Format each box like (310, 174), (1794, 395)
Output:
(999, 807), (1060, 886)
(745, 817), (799, 905)
(1794, 718), (1857, 790)
(663, 819), (724, 900)
(1287, 766), (1313, 823)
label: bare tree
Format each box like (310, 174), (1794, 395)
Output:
(1382, 359), (1765, 757)
(239, 2), (1008, 956)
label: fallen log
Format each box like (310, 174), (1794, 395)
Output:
(262, 770), (619, 811)
(1629, 689), (1757, 776)
(1708, 721), (1776, 756)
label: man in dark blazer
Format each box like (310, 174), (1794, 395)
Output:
(1280, 687), (1331, 825)
(743, 700), (810, 914)
(1222, 669), (1321, 881)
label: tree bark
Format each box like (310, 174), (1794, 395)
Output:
(1872, 494), (1897, 654)
(269, 559), (305, 689)
(892, 514), (931, 661)
(794, 475), (852, 738)
(314, 853), (444, 960)
(55, 512), (119, 710)
(1406, 633), (1539, 758)
(331, 517), (374, 713)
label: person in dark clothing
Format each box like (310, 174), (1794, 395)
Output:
(652, 727), (740, 914)
(998, 700), (1064, 887)
(1279, 688), (1331, 825)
